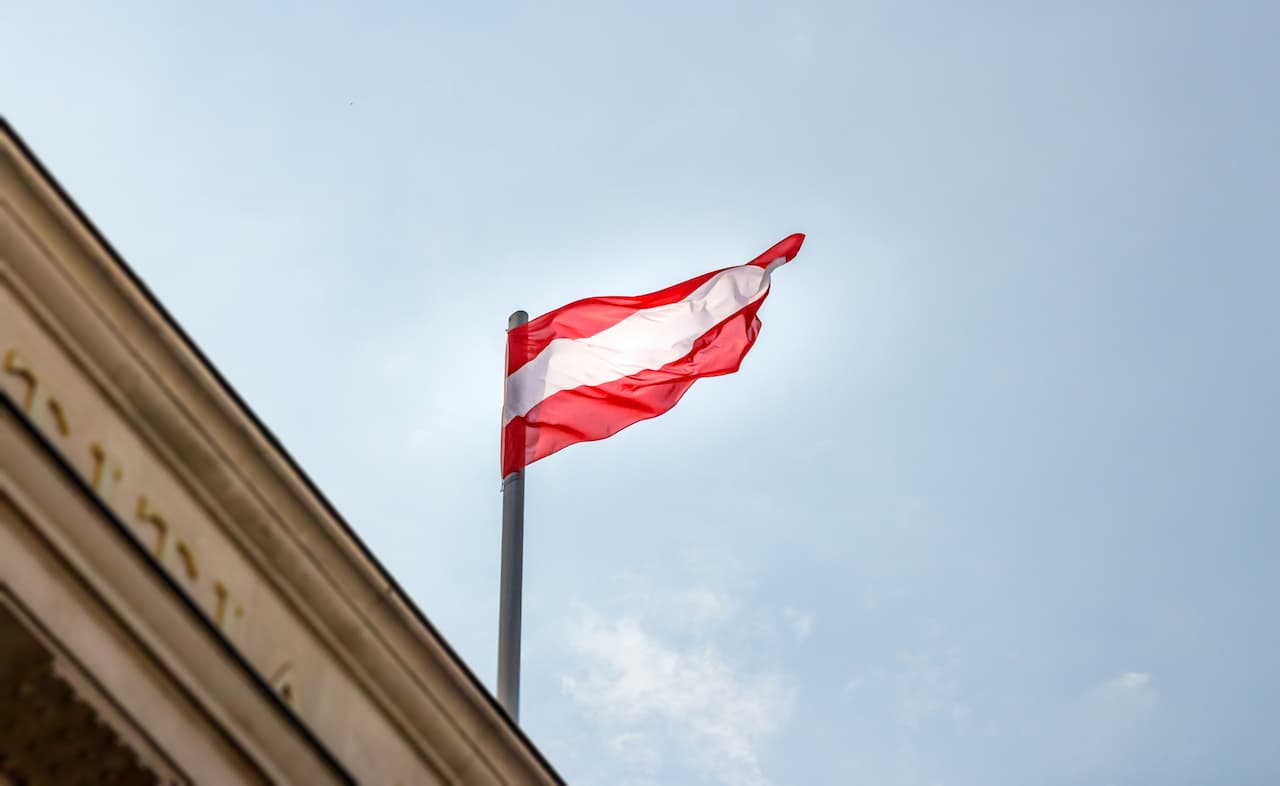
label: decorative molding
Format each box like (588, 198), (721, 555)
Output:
(0, 595), (180, 786)
(0, 121), (561, 784)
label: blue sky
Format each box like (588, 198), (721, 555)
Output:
(4, 2), (1278, 784)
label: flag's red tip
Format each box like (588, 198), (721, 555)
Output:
(749, 233), (806, 268)
(780, 233), (806, 259)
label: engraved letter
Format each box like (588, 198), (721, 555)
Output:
(89, 442), (125, 503)
(4, 350), (71, 437)
(175, 540), (199, 581)
(135, 496), (169, 557)
(270, 660), (297, 705)
(2, 349), (39, 411)
(212, 580), (244, 631)
(45, 397), (70, 436)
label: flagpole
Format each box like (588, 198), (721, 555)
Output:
(498, 309), (528, 721)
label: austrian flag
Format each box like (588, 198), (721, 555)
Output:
(501, 233), (805, 476)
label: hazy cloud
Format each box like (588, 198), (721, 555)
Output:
(1058, 670), (1163, 778)
(1115, 672), (1152, 690)
(1087, 670), (1159, 725)
(640, 585), (738, 632)
(782, 607), (815, 639)
(562, 608), (791, 786)
(607, 731), (660, 765)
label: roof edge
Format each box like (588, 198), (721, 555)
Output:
(0, 118), (563, 785)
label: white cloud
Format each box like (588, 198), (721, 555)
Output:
(614, 583), (737, 633)
(667, 585), (737, 630)
(782, 607), (815, 639)
(561, 609), (791, 786)
(1115, 671), (1151, 689)
(607, 731), (660, 765)
(1061, 670), (1162, 774)
(1092, 671), (1158, 713)
(892, 646), (970, 732)
(1089, 671), (1159, 727)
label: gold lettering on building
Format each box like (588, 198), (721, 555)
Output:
(175, 540), (199, 581)
(4, 349), (69, 436)
(3, 348), (38, 410)
(89, 442), (125, 503)
(45, 396), (70, 436)
(135, 496), (170, 557)
(3, 343), (303, 701)
(212, 580), (244, 633)
(270, 660), (297, 705)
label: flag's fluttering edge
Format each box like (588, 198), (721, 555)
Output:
(501, 234), (805, 476)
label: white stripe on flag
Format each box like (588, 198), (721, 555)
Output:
(503, 264), (772, 424)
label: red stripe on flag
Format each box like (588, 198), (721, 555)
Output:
(505, 234), (804, 376)
(501, 294), (768, 476)
(506, 270), (721, 376)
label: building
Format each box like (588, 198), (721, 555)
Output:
(0, 120), (562, 786)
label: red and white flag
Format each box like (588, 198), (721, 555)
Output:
(501, 234), (805, 476)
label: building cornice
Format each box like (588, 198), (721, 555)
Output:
(0, 119), (561, 786)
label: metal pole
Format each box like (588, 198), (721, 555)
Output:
(498, 309), (528, 721)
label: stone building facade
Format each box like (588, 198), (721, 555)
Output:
(0, 120), (560, 786)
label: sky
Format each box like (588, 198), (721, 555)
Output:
(3, 2), (1278, 784)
